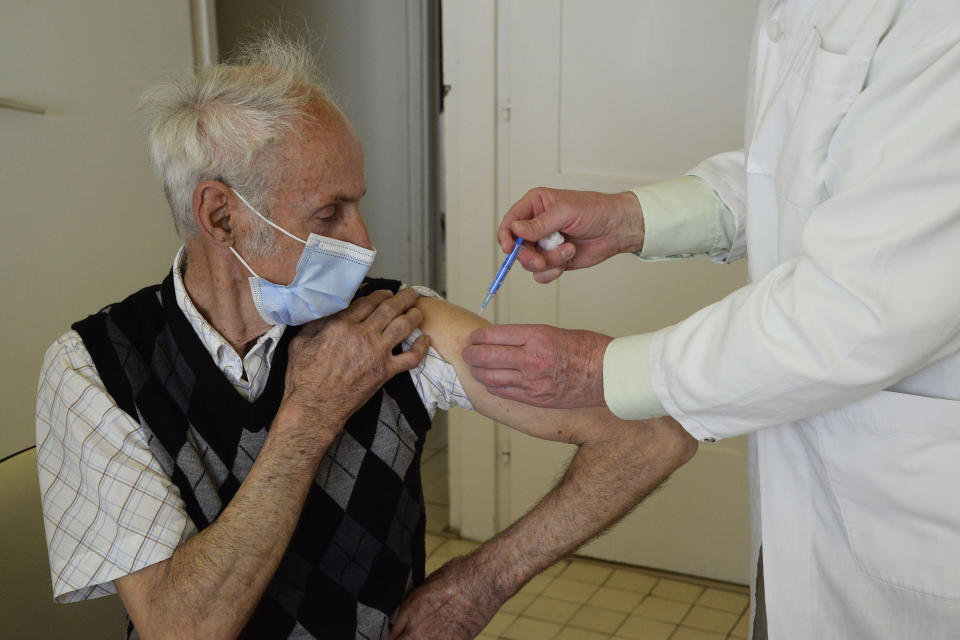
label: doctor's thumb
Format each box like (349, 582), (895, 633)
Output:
(511, 211), (563, 242)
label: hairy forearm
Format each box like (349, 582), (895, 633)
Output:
(471, 417), (696, 600)
(119, 404), (338, 639)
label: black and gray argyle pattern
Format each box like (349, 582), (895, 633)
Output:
(73, 273), (431, 640)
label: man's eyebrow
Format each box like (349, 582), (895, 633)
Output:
(330, 188), (367, 202)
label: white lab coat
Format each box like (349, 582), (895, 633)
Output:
(649, 1), (960, 637)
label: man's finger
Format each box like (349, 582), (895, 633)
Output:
(470, 366), (526, 389)
(381, 307), (424, 346)
(388, 605), (409, 640)
(390, 335), (430, 375)
(343, 289), (394, 322)
(466, 324), (535, 347)
(460, 344), (525, 369)
(366, 288), (421, 331)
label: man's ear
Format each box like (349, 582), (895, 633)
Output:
(192, 181), (236, 246)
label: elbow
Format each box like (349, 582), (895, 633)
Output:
(650, 415), (698, 468)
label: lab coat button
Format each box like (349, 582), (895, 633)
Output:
(703, 437), (716, 443)
(766, 19), (783, 42)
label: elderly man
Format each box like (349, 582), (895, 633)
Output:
(35, 37), (695, 639)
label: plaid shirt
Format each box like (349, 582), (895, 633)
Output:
(35, 246), (471, 603)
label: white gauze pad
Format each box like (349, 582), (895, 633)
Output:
(537, 231), (565, 252)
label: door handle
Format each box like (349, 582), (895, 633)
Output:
(0, 98), (45, 114)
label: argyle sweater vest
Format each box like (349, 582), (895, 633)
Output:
(72, 273), (432, 640)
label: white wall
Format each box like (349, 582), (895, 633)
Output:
(0, 1), (193, 457)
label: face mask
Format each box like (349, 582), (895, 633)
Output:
(228, 188), (376, 326)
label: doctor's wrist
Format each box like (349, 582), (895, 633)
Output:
(614, 191), (646, 255)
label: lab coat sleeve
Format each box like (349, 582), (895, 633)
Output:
(687, 151), (748, 263)
(631, 176), (737, 262)
(648, 27), (960, 438)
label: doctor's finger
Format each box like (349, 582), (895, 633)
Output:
(461, 343), (528, 369)
(469, 366), (527, 390)
(466, 324), (537, 347)
(532, 265), (565, 284)
(498, 188), (554, 252)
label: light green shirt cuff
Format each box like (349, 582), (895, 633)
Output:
(603, 333), (665, 420)
(632, 176), (733, 261)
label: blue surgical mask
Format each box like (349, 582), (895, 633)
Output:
(228, 188), (377, 326)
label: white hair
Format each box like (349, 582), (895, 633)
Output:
(139, 33), (333, 251)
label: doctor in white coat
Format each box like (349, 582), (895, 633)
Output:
(462, 0), (960, 638)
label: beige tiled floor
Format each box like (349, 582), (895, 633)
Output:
(422, 421), (750, 640)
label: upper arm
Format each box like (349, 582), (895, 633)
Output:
(415, 297), (631, 444)
(36, 332), (195, 603)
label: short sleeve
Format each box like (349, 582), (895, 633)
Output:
(400, 286), (474, 415)
(36, 331), (196, 602)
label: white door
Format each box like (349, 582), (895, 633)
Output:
(496, 0), (759, 583)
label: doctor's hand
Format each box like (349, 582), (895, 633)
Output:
(389, 554), (505, 640)
(501, 187), (645, 283)
(462, 323), (612, 409)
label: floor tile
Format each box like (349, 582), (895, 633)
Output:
(482, 611), (516, 637)
(614, 614), (675, 640)
(568, 604), (628, 634)
(669, 627), (725, 640)
(587, 586), (644, 613)
(681, 605), (739, 634)
(604, 568), (658, 595)
(650, 579), (703, 603)
(424, 533), (445, 556)
(501, 591), (536, 614)
(424, 554), (446, 576)
(544, 558), (571, 576)
(554, 627), (610, 640)
(695, 588), (749, 614)
(560, 559), (614, 585)
(520, 573), (555, 596)
(523, 596), (581, 624)
(502, 615), (562, 640)
(632, 596), (691, 623)
(730, 612), (749, 638)
(542, 577), (601, 604)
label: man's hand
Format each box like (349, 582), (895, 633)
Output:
(284, 288), (429, 429)
(389, 555), (502, 640)
(500, 187), (645, 283)
(462, 323), (612, 409)
(390, 416), (697, 640)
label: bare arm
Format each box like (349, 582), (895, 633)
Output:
(115, 289), (429, 640)
(414, 297), (626, 445)
(389, 299), (696, 640)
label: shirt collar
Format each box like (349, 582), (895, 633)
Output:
(171, 245), (285, 386)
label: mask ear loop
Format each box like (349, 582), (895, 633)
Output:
(230, 188), (307, 246)
(229, 246), (261, 278)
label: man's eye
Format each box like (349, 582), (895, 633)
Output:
(315, 204), (338, 220)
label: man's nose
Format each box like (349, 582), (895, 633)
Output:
(345, 208), (373, 250)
